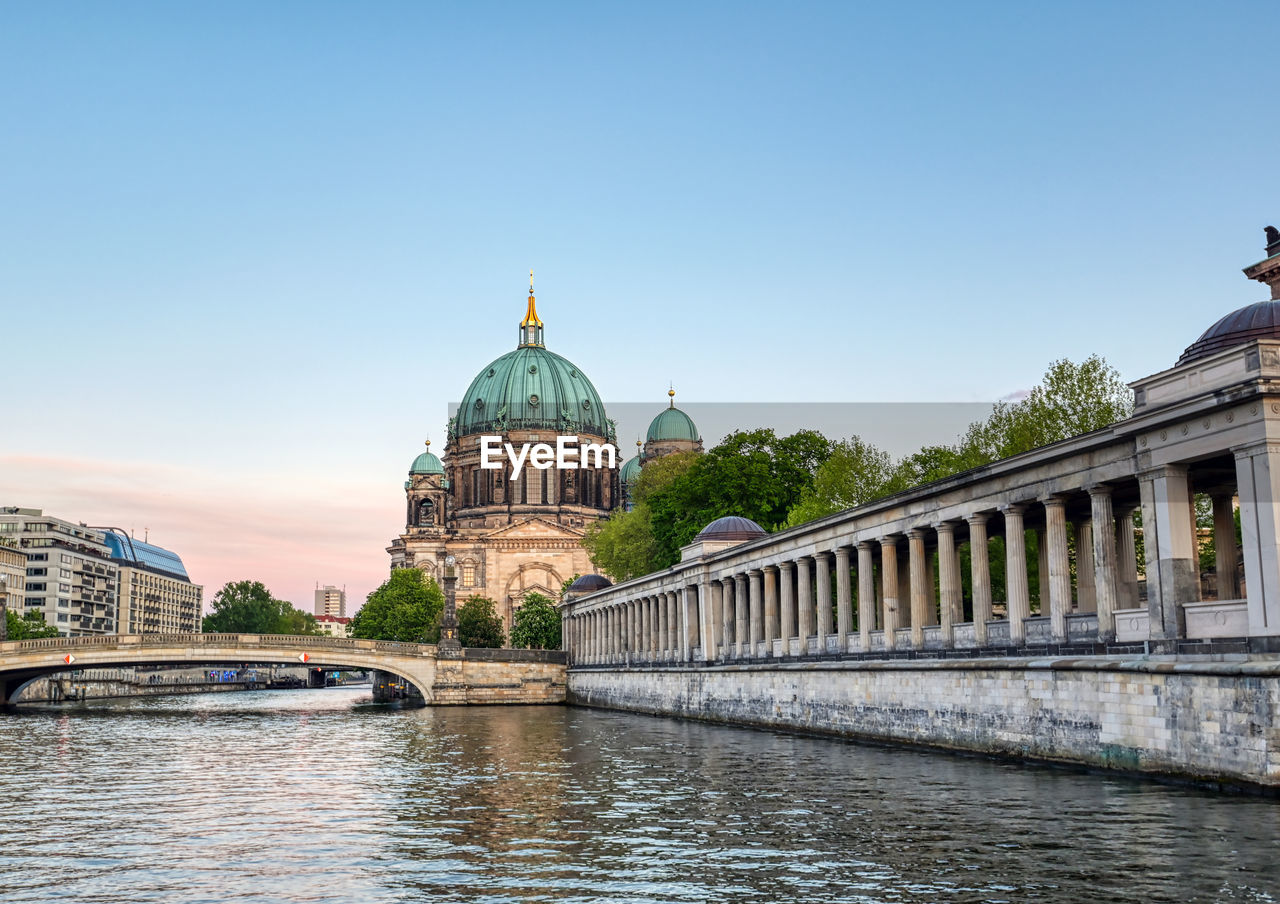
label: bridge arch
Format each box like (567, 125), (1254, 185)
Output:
(0, 634), (440, 706)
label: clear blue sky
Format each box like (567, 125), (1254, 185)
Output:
(1, 1), (1276, 608)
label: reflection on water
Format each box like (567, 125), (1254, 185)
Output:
(0, 688), (1277, 903)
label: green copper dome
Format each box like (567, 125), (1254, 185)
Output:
(453, 289), (611, 439)
(410, 447), (444, 475)
(620, 454), (642, 485)
(646, 405), (699, 443)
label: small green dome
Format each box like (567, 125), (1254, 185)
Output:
(620, 455), (642, 484)
(410, 449), (444, 475)
(456, 345), (609, 438)
(647, 406), (699, 443)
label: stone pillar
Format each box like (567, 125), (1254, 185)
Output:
(1044, 495), (1072, 643)
(612, 606), (622, 662)
(835, 547), (852, 649)
(1036, 527), (1049, 616)
(857, 542), (875, 652)
(1003, 504), (1030, 645)
(668, 592), (679, 660)
(651, 594), (661, 654)
(779, 561), (796, 649)
(720, 577), (734, 654)
(709, 580), (724, 660)
(1213, 493), (1240, 600)
(880, 537), (899, 649)
(763, 566), (779, 652)
(936, 522), (959, 649)
(639, 597), (650, 658)
(1234, 442), (1280, 636)
(1076, 521), (1096, 613)
(748, 569), (764, 653)
(1139, 465), (1198, 643)
(815, 551), (833, 650)
(680, 586), (693, 662)
(1116, 506), (1140, 611)
(658, 592), (669, 658)
(734, 574), (749, 659)
(968, 514), (991, 646)
(908, 529), (928, 648)
(1089, 485), (1119, 643)
(796, 557), (814, 649)
(697, 581), (716, 662)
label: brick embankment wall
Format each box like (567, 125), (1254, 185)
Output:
(567, 659), (1280, 788)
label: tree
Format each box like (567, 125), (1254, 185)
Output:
(786, 436), (895, 527)
(5, 609), (60, 640)
(457, 595), (505, 648)
(202, 580), (319, 634)
(582, 504), (660, 582)
(509, 592), (561, 650)
(349, 568), (443, 643)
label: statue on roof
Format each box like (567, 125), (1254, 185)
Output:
(1266, 226), (1280, 256)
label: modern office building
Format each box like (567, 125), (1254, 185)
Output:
(314, 584), (346, 618)
(0, 508), (117, 636)
(0, 537), (27, 636)
(101, 530), (203, 634)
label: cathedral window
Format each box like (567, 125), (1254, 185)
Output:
(462, 564), (476, 587)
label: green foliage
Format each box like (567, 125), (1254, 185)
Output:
(4, 609), (61, 640)
(647, 429), (832, 567)
(349, 568), (443, 643)
(457, 595), (505, 648)
(788, 355), (1132, 528)
(509, 592), (562, 650)
(582, 504), (660, 582)
(201, 580), (320, 635)
(787, 436), (895, 527)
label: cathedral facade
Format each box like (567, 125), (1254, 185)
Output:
(387, 285), (623, 630)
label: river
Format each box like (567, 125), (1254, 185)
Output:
(0, 687), (1276, 903)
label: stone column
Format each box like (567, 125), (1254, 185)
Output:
(639, 597), (649, 658)
(779, 561), (796, 649)
(721, 577), (735, 655)
(658, 592), (669, 658)
(651, 594), (661, 654)
(1036, 528), (1049, 616)
(708, 580), (724, 660)
(698, 581), (716, 662)
(612, 606), (622, 662)
(1044, 495), (1072, 643)
(936, 522), (959, 649)
(835, 547), (852, 649)
(796, 557), (814, 651)
(680, 585), (693, 661)
(668, 592), (679, 660)
(857, 542), (875, 652)
(908, 529), (928, 648)
(1139, 465), (1198, 643)
(1116, 506), (1140, 611)
(1076, 521), (1096, 612)
(815, 551), (833, 650)
(880, 537), (899, 649)
(968, 514), (991, 646)
(1003, 504), (1030, 645)
(748, 569), (764, 654)
(1089, 485), (1119, 642)
(734, 574), (749, 659)
(1213, 493), (1240, 599)
(1234, 442), (1280, 636)
(763, 566), (779, 652)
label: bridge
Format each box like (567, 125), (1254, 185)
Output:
(0, 633), (566, 706)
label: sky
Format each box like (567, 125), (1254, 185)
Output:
(1, 1), (1277, 613)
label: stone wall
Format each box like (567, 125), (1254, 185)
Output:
(431, 657), (565, 705)
(568, 659), (1280, 788)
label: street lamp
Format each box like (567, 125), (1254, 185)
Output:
(438, 554), (461, 657)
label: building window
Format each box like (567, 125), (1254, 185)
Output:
(462, 564), (476, 587)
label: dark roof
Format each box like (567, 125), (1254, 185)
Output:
(568, 574), (612, 593)
(694, 515), (768, 542)
(101, 531), (190, 580)
(1179, 300), (1280, 365)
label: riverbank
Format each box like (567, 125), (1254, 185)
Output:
(567, 655), (1280, 790)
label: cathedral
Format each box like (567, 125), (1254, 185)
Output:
(387, 282), (703, 631)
